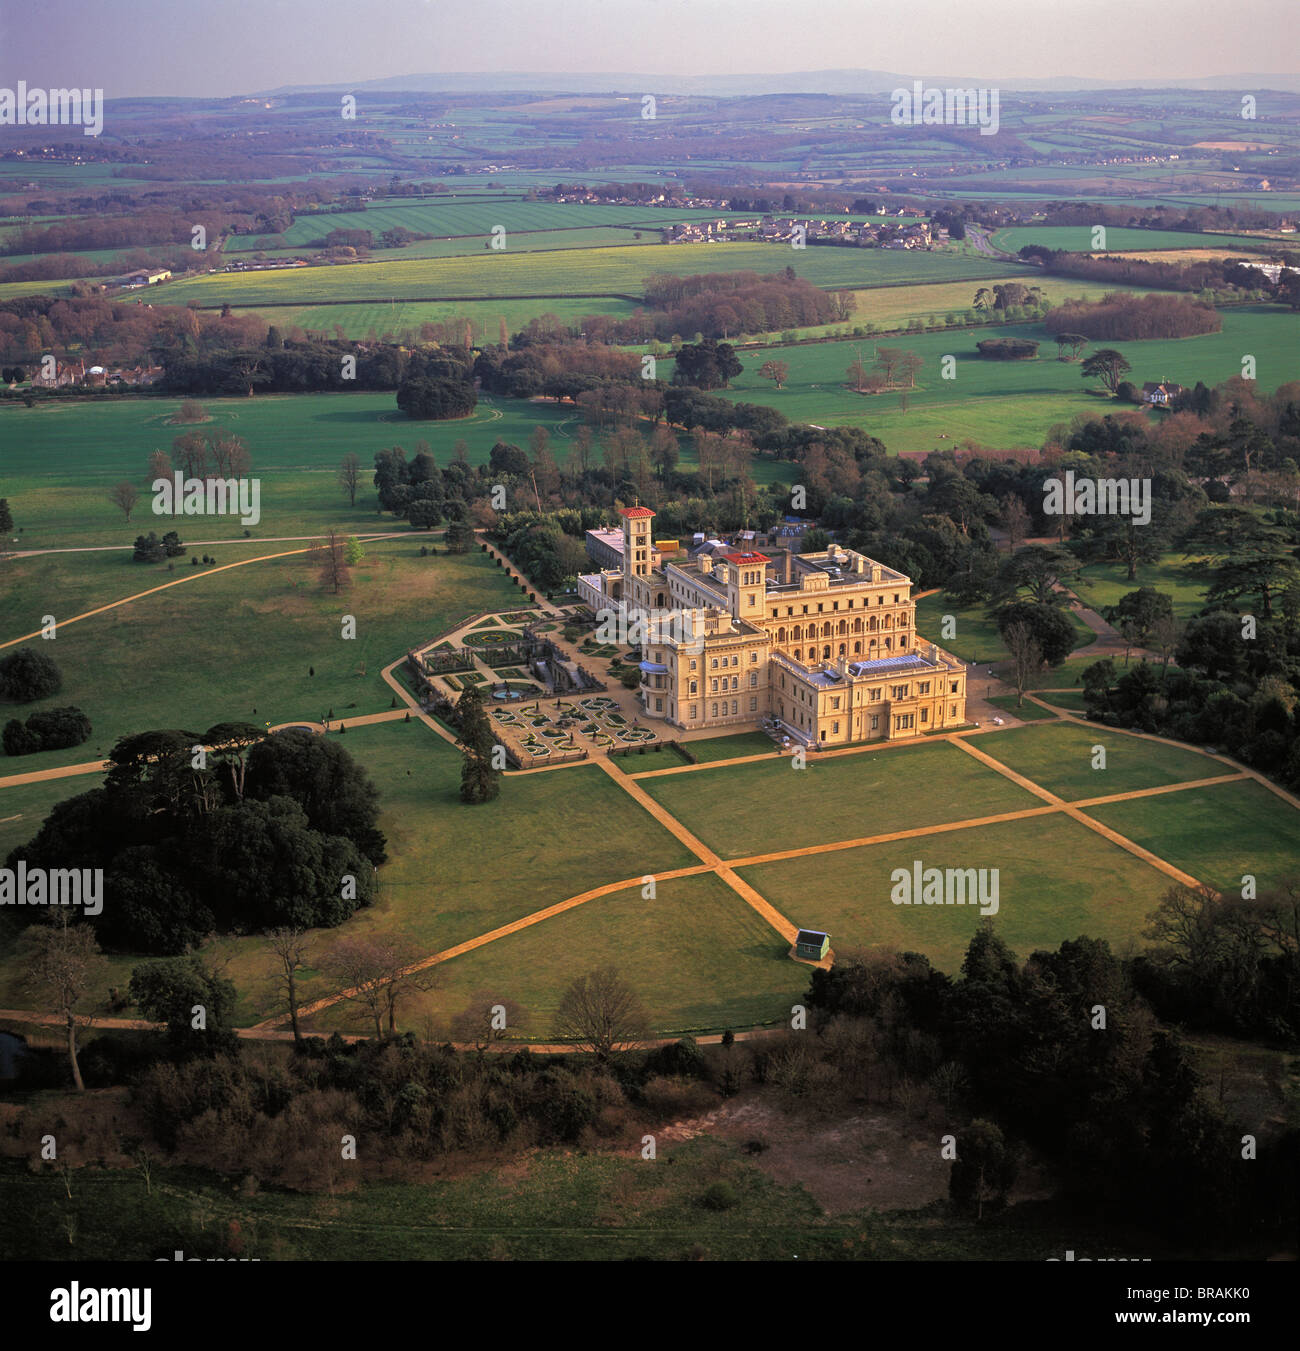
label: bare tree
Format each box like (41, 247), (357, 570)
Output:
(338, 452), (361, 507)
(147, 449), (173, 494)
(25, 913), (107, 1091)
(1002, 620), (1043, 709)
(1151, 610), (1181, 678)
(552, 966), (649, 1058)
(320, 933), (435, 1038)
(898, 350), (924, 389)
(109, 481), (140, 522)
(313, 528), (351, 595)
(450, 993), (525, 1053)
(996, 494), (1030, 553)
(758, 359), (789, 389)
(266, 928), (311, 1044)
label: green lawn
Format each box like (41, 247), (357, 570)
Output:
(0, 719), (700, 1021)
(736, 813), (1174, 972)
(1033, 689), (1089, 712)
(914, 591), (1093, 663)
(641, 739), (1038, 859)
(1072, 556), (1210, 622)
(682, 730), (779, 763)
(1082, 779), (1300, 893)
(971, 723), (1237, 801)
(384, 871), (809, 1041)
(986, 695), (1057, 721)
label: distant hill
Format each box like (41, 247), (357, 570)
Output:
(260, 68), (1300, 97)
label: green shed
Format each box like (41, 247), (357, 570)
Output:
(795, 929), (830, 961)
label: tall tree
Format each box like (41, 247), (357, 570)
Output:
(266, 927), (311, 1044)
(109, 481), (140, 522)
(338, 452), (361, 507)
(552, 966), (649, 1058)
(25, 913), (107, 1091)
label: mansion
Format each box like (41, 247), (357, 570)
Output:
(577, 507), (968, 747)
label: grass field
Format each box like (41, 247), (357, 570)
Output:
(986, 695), (1056, 721)
(0, 389), (792, 553)
(736, 813), (1175, 971)
(971, 723), (1237, 800)
(641, 740), (1038, 859)
(0, 542), (524, 771)
(1081, 778), (1300, 893)
(1072, 556), (1209, 621)
(388, 871), (809, 1040)
(914, 592), (1094, 662)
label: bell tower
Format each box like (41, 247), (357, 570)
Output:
(618, 505), (655, 583)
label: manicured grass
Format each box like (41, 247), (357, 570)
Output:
(736, 813), (1174, 972)
(0, 719), (701, 1022)
(383, 872), (809, 1041)
(0, 541), (522, 771)
(683, 730), (779, 762)
(1082, 778), (1300, 893)
(641, 739), (1039, 859)
(1046, 654), (1177, 688)
(986, 695), (1057, 721)
(608, 743), (692, 772)
(1034, 689), (1090, 712)
(971, 723), (1237, 801)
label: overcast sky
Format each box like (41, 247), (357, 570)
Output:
(3, 0), (1296, 97)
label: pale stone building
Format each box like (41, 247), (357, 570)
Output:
(577, 506), (967, 747)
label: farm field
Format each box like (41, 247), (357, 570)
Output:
(224, 200), (770, 251)
(735, 812), (1176, 972)
(233, 295), (640, 342)
(990, 225), (1281, 254)
(146, 242), (1023, 309)
(699, 307), (1299, 453)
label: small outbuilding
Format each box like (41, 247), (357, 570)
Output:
(794, 929), (831, 962)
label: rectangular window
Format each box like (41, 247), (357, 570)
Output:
(832, 721), (840, 734)
(690, 704), (698, 719)
(870, 715), (879, 731)
(921, 708), (928, 723)
(731, 700), (738, 714)
(711, 659), (718, 670)
(655, 698), (663, 712)
(750, 672), (758, 688)
(749, 697), (758, 712)
(951, 704), (957, 717)
(710, 679), (718, 693)
(711, 703), (718, 718)
(950, 681), (958, 693)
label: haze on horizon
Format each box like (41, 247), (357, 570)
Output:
(2, 0), (1297, 100)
